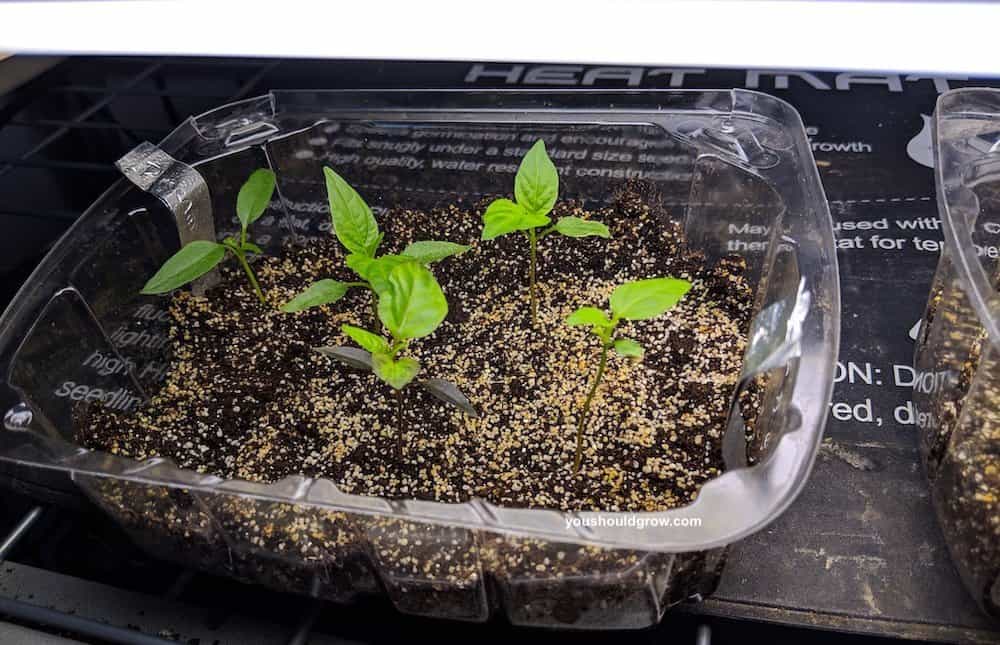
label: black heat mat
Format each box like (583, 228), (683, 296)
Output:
(0, 56), (997, 644)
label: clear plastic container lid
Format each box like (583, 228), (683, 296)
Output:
(0, 90), (840, 553)
(914, 88), (1000, 616)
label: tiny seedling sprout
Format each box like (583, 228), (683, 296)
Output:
(315, 261), (477, 453)
(142, 168), (276, 304)
(281, 168), (469, 322)
(481, 140), (611, 326)
(566, 277), (692, 475)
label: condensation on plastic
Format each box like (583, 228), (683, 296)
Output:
(914, 88), (1000, 619)
(0, 90), (839, 628)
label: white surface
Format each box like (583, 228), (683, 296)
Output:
(0, 1), (997, 76)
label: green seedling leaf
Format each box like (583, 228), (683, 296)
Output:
(242, 241), (263, 255)
(420, 378), (478, 417)
(373, 353), (420, 390)
(554, 216), (610, 239)
(564, 276), (689, 475)
(481, 199), (550, 241)
(314, 346), (373, 371)
(514, 139), (559, 216)
(378, 262), (448, 340)
(610, 277), (692, 321)
(566, 306), (610, 327)
(345, 253), (376, 280)
(347, 253), (412, 294)
(613, 338), (645, 359)
(341, 324), (390, 354)
(401, 240), (470, 264)
(281, 279), (351, 313)
(324, 166), (381, 257)
(236, 168), (276, 232)
(141, 240), (226, 294)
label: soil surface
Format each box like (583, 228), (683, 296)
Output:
(78, 181), (759, 512)
(918, 278), (999, 613)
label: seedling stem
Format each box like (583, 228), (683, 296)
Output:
(573, 342), (609, 474)
(565, 277), (692, 475)
(480, 140), (610, 327)
(235, 229), (264, 303)
(528, 228), (539, 325)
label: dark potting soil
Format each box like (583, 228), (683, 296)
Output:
(77, 181), (760, 514)
(918, 283), (1000, 614)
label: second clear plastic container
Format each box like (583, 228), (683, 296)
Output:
(0, 90), (839, 628)
(914, 88), (1000, 619)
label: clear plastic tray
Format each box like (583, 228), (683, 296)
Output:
(0, 90), (839, 628)
(914, 88), (1000, 619)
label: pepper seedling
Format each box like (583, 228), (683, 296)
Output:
(281, 168), (468, 321)
(142, 168), (276, 304)
(481, 139), (611, 326)
(315, 261), (477, 452)
(565, 277), (692, 475)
